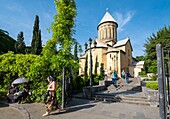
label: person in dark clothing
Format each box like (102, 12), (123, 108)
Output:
(112, 71), (118, 88)
(17, 82), (30, 103)
(125, 71), (130, 84)
(7, 84), (19, 103)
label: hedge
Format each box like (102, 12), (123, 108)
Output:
(146, 82), (170, 90)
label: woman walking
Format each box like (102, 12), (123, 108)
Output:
(42, 76), (56, 116)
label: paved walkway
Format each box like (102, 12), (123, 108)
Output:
(0, 105), (24, 119)
(0, 98), (159, 119)
(0, 78), (160, 119)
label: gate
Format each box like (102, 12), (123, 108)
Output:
(156, 44), (170, 119)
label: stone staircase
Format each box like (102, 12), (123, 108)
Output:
(73, 77), (150, 106)
(119, 95), (149, 106)
(93, 77), (150, 106)
(105, 78), (141, 91)
(93, 91), (149, 106)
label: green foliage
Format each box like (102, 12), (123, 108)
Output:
(143, 76), (157, 81)
(144, 26), (170, 73)
(15, 31), (26, 54)
(51, 0), (77, 51)
(146, 82), (170, 90)
(100, 63), (104, 79)
(31, 15), (42, 55)
(93, 75), (103, 85)
(0, 29), (16, 54)
(151, 76), (157, 81)
(0, 0), (78, 104)
(135, 56), (145, 61)
(139, 71), (147, 77)
(94, 56), (98, 75)
(73, 42), (78, 60)
(0, 88), (7, 99)
(146, 82), (158, 90)
(84, 55), (88, 80)
(72, 76), (85, 92)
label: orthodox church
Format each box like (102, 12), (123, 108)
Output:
(79, 10), (144, 78)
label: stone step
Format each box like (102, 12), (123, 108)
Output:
(120, 96), (147, 102)
(120, 100), (150, 106)
(120, 95), (147, 99)
(93, 94), (120, 103)
(118, 94), (149, 106)
(107, 84), (142, 91)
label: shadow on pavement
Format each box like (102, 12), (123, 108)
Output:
(0, 101), (9, 107)
(51, 103), (96, 116)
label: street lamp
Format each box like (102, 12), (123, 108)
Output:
(85, 38), (97, 87)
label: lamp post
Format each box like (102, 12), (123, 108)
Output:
(85, 38), (97, 87)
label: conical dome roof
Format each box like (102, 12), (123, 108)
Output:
(98, 9), (117, 26)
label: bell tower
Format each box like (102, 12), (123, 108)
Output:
(97, 9), (118, 46)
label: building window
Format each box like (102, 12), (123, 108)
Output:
(128, 59), (130, 65)
(110, 66), (111, 70)
(110, 54), (111, 58)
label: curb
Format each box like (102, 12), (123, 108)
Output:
(0, 101), (30, 119)
(10, 104), (31, 119)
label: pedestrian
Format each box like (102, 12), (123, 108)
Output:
(121, 70), (125, 79)
(112, 71), (118, 88)
(17, 82), (30, 104)
(7, 84), (19, 103)
(42, 76), (57, 116)
(125, 71), (130, 84)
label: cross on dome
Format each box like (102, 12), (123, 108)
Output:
(106, 8), (108, 12)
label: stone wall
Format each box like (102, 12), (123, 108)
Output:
(142, 86), (159, 107)
(82, 85), (106, 98)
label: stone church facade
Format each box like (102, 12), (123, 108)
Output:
(79, 10), (144, 77)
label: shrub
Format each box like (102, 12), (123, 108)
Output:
(93, 75), (103, 85)
(146, 82), (170, 90)
(143, 76), (157, 81)
(151, 76), (157, 81)
(146, 82), (158, 90)
(139, 71), (147, 77)
(0, 88), (7, 100)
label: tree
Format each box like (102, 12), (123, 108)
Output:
(94, 56), (98, 75)
(100, 63), (104, 79)
(0, 29), (16, 54)
(84, 55), (88, 80)
(144, 26), (170, 73)
(73, 42), (78, 60)
(135, 56), (145, 61)
(15, 31), (26, 54)
(42, 0), (77, 104)
(31, 15), (42, 55)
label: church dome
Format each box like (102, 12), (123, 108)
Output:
(98, 9), (117, 27)
(97, 9), (118, 46)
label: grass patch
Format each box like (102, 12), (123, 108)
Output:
(146, 82), (170, 90)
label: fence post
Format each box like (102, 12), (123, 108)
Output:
(156, 44), (167, 119)
(61, 68), (65, 110)
(168, 51), (170, 105)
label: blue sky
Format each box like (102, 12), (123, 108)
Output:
(0, 0), (170, 57)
